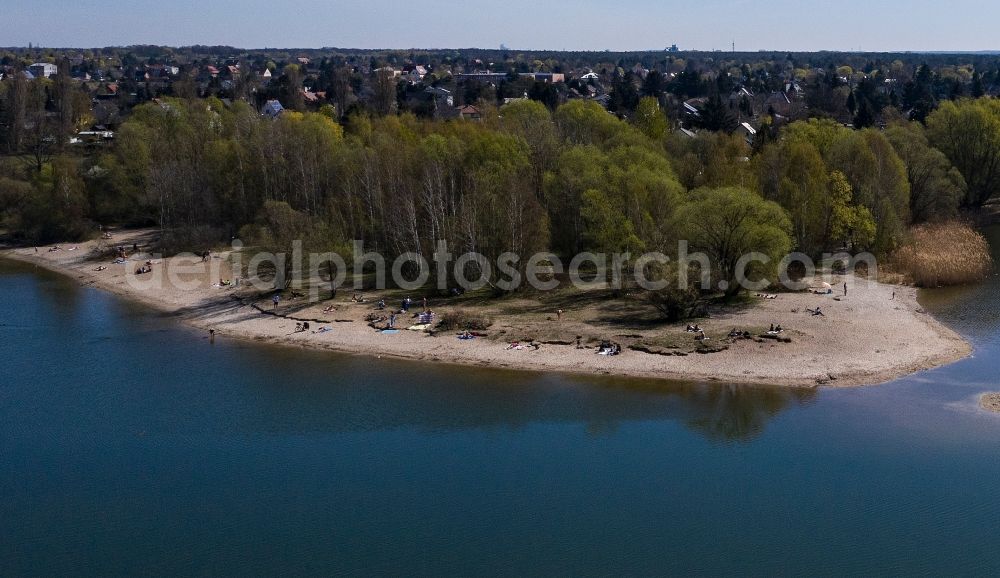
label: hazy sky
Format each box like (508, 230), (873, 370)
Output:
(5, 0), (998, 52)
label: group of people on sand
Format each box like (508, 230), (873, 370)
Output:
(135, 261), (154, 275)
(768, 323), (784, 333)
(294, 321), (311, 332)
(597, 340), (621, 355)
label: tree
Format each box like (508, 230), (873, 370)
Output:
(641, 70), (665, 97)
(927, 98), (1000, 207)
(845, 90), (857, 116)
(696, 92), (737, 132)
(885, 122), (964, 222)
(854, 97), (875, 128)
(676, 188), (793, 297)
(827, 129), (911, 254)
(971, 72), (986, 98)
(828, 171), (876, 249)
(372, 68), (398, 116)
(632, 97), (667, 141)
(499, 99), (559, 195)
(279, 64), (304, 111)
(527, 81), (559, 110)
(581, 187), (644, 256)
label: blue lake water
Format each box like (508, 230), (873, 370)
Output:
(2, 242), (1000, 576)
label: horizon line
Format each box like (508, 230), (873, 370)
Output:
(5, 45), (1000, 55)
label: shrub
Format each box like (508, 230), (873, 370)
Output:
(892, 221), (993, 286)
(435, 309), (493, 331)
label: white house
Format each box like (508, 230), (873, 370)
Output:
(29, 62), (58, 78)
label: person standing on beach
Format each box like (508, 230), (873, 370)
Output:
(272, 293), (280, 310)
(844, 282), (848, 296)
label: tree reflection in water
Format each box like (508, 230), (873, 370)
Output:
(680, 383), (817, 442)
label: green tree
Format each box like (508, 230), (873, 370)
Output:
(632, 97), (667, 141)
(828, 171), (876, 249)
(885, 122), (964, 222)
(676, 188), (793, 297)
(926, 98), (1000, 207)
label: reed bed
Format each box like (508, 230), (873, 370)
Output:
(892, 221), (993, 287)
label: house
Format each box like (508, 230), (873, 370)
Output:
(301, 89), (320, 104)
(457, 105), (482, 120)
(519, 72), (565, 83)
(783, 81), (804, 97)
(455, 72), (508, 83)
(503, 91), (529, 105)
(737, 122), (756, 145)
(580, 71), (599, 81)
(29, 62), (58, 78)
(263, 99), (284, 118)
(764, 91), (793, 117)
(425, 86), (454, 107)
(683, 98), (706, 118)
(729, 87), (754, 118)
(403, 65), (428, 82)
(96, 83), (119, 100)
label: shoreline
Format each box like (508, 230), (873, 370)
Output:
(2, 233), (973, 388)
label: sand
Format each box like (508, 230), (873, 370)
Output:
(981, 393), (1000, 413)
(3, 230), (972, 388)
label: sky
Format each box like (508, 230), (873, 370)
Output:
(4, 0), (999, 52)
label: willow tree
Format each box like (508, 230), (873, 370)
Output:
(676, 188), (793, 297)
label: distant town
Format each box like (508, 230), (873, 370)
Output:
(2, 45), (998, 147)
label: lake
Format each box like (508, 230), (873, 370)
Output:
(3, 235), (1000, 576)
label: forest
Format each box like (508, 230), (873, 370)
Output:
(2, 52), (1000, 301)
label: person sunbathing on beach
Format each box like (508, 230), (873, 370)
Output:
(312, 326), (332, 334)
(95, 266), (107, 272)
(322, 304), (336, 313)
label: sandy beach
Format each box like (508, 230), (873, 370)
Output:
(4, 230), (972, 387)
